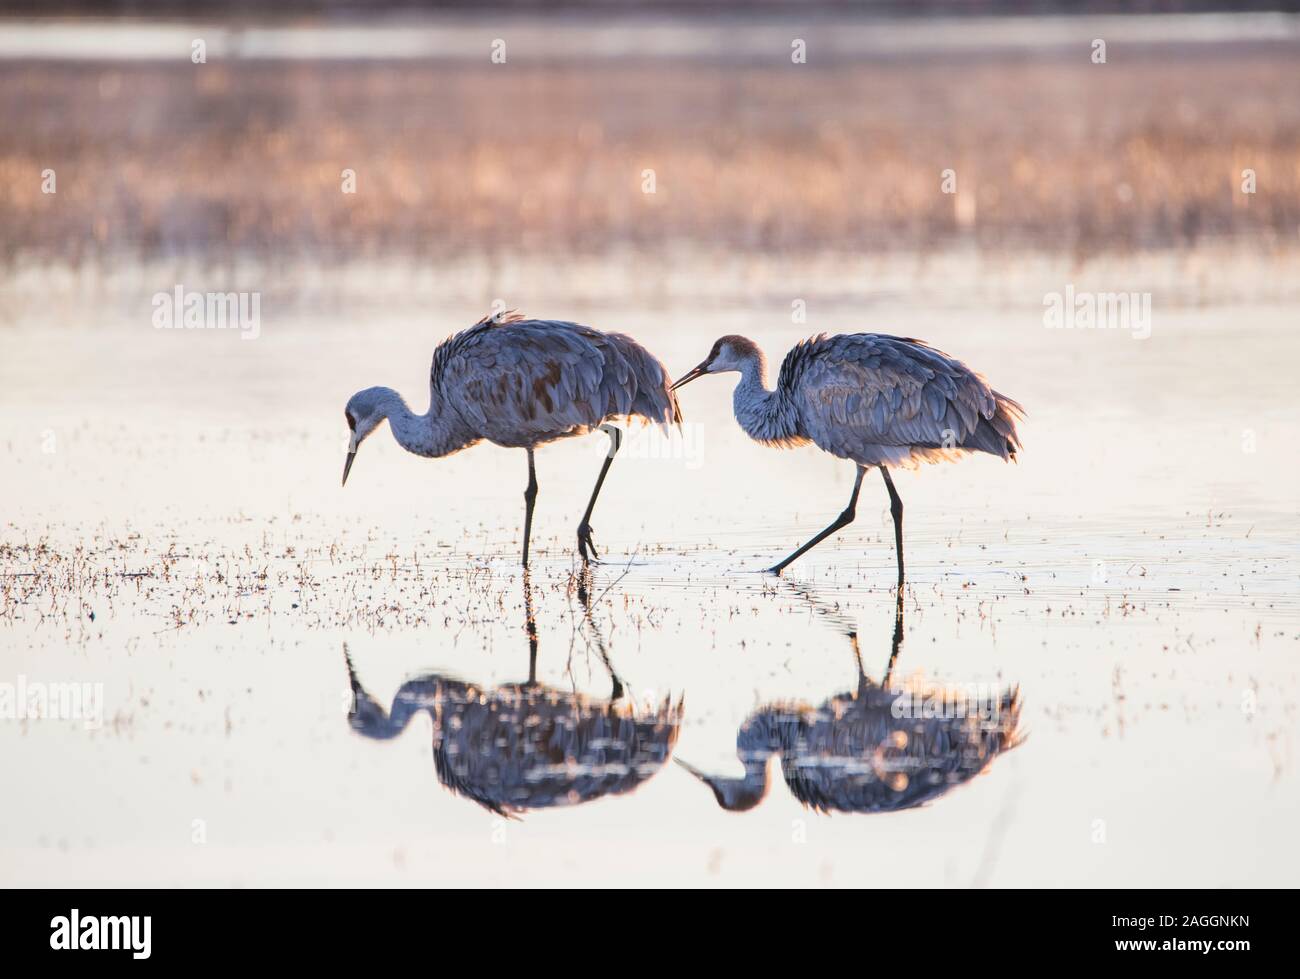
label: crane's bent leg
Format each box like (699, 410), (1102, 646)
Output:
(577, 424), (623, 563)
(880, 466), (904, 587)
(521, 448), (538, 567)
(765, 465), (866, 575)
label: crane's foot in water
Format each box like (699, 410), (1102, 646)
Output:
(577, 523), (600, 563)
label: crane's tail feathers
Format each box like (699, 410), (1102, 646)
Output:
(994, 684), (1027, 752)
(905, 389), (1024, 465)
(667, 386), (685, 429)
(649, 356), (685, 430)
(607, 331), (684, 431)
(959, 389), (1025, 462)
(990, 390), (1026, 461)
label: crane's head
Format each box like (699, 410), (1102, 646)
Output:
(671, 335), (763, 390)
(342, 387), (389, 487)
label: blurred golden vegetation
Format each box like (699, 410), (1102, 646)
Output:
(1, 45), (1297, 262)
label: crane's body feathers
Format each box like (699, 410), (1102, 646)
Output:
(765, 683), (1023, 814)
(748, 332), (1023, 468)
(432, 313), (681, 451)
(349, 673), (683, 818)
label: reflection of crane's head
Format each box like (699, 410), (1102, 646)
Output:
(674, 709), (787, 812)
(344, 646), (421, 740)
(674, 757), (771, 812)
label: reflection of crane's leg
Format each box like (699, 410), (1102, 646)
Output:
(521, 448), (538, 567)
(883, 591), (904, 688)
(765, 464), (866, 575)
(577, 424), (623, 563)
(849, 631), (865, 680)
(575, 562), (625, 699)
(880, 466), (905, 587)
(343, 642), (364, 703)
(599, 648), (625, 701)
(522, 570), (539, 685)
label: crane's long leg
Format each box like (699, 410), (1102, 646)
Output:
(880, 466), (905, 587)
(521, 448), (538, 567)
(765, 464), (867, 575)
(577, 424), (623, 563)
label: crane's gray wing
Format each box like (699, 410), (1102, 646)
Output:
(603, 332), (682, 427)
(782, 684), (1023, 814)
(781, 334), (1024, 468)
(434, 688), (683, 817)
(432, 318), (666, 446)
(434, 318), (631, 444)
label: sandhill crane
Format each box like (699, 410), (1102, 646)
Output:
(676, 583), (1023, 814)
(344, 573), (683, 818)
(343, 312), (681, 566)
(672, 333), (1023, 580)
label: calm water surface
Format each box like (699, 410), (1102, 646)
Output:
(2, 262), (1296, 885)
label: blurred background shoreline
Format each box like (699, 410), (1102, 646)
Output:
(1, 9), (1297, 274)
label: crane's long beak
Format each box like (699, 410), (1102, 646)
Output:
(342, 450), (356, 487)
(671, 361), (710, 391)
(674, 757), (711, 781)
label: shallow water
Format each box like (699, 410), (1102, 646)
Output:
(2, 264), (1297, 886)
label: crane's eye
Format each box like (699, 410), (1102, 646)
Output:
(345, 412), (355, 431)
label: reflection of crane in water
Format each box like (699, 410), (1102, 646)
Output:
(346, 571), (682, 817)
(677, 585), (1022, 813)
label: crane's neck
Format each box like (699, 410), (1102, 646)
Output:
(375, 387), (476, 459)
(696, 709), (794, 811)
(733, 351), (800, 445)
(710, 757), (775, 811)
(348, 674), (431, 741)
